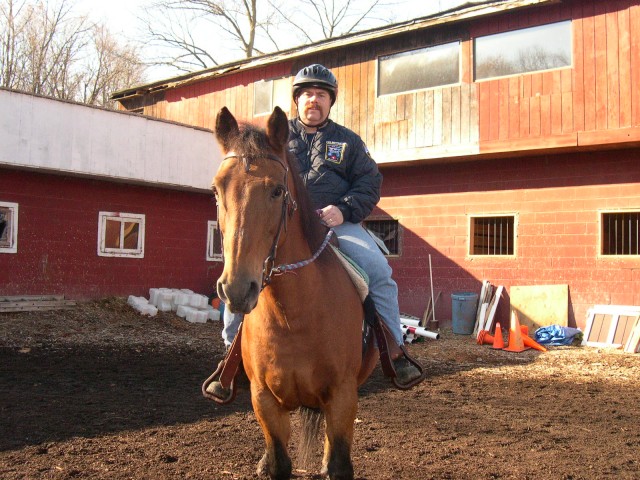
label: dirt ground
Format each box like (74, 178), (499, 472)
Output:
(1, 298), (639, 480)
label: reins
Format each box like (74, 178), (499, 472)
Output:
(219, 152), (332, 290)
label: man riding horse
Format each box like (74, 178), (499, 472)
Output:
(207, 64), (423, 401)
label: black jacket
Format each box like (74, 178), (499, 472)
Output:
(288, 118), (382, 224)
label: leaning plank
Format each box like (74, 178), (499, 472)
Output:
(473, 281), (489, 336)
(476, 303), (489, 340)
(484, 285), (504, 333)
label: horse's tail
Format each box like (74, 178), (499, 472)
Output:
(297, 406), (323, 468)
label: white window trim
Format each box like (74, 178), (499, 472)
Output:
(0, 201), (18, 254)
(97, 211), (145, 258)
(207, 220), (223, 262)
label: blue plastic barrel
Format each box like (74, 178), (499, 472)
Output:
(451, 292), (479, 335)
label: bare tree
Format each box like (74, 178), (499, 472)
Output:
(141, 0), (399, 74)
(81, 24), (146, 108)
(0, 0), (145, 108)
(142, 0), (264, 72)
(271, 0), (394, 43)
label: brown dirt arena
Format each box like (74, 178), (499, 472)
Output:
(1, 298), (639, 479)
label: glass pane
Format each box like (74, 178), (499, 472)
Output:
(0, 207), (11, 247)
(378, 41), (460, 96)
(254, 80), (273, 115)
(122, 221), (140, 249)
(104, 219), (122, 249)
(474, 20), (572, 80)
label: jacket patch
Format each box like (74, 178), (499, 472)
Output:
(325, 141), (346, 164)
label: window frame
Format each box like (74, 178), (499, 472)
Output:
(376, 40), (461, 97)
(468, 213), (517, 257)
(253, 77), (291, 116)
(363, 217), (402, 257)
(97, 211), (145, 258)
(0, 201), (19, 254)
(599, 209), (640, 257)
(206, 220), (223, 262)
(473, 20), (573, 81)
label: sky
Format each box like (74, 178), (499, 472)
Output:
(75, 0), (468, 83)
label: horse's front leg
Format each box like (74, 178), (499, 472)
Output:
(252, 386), (292, 479)
(321, 384), (358, 480)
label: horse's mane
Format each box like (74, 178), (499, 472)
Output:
(233, 123), (328, 253)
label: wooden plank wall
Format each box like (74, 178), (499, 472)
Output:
(135, 0), (639, 159)
(474, 0), (640, 149)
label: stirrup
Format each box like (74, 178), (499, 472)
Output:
(391, 345), (426, 390)
(201, 322), (244, 405)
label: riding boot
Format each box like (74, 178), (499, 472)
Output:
(392, 356), (422, 384)
(205, 360), (231, 399)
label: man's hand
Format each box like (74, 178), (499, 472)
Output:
(319, 205), (344, 227)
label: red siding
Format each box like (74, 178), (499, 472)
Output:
(379, 149), (640, 329)
(0, 169), (221, 299)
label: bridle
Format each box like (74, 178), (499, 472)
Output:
(218, 151), (298, 289)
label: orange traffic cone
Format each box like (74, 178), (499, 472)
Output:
(521, 333), (548, 352)
(503, 310), (529, 352)
(477, 330), (495, 345)
(491, 322), (505, 349)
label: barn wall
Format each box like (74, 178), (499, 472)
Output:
(0, 169), (221, 299)
(127, 0), (640, 164)
(380, 148), (640, 329)
(114, 0), (640, 327)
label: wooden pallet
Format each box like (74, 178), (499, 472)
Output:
(0, 295), (77, 312)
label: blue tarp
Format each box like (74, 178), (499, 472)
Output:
(534, 324), (583, 346)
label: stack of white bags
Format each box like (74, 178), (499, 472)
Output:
(127, 288), (221, 323)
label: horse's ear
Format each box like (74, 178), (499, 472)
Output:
(215, 107), (240, 152)
(266, 106), (289, 153)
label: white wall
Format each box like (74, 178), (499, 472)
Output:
(0, 89), (222, 192)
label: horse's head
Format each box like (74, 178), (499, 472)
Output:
(213, 106), (294, 313)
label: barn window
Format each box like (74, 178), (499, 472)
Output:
(206, 220), (223, 262)
(363, 218), (400, 256)
(97, 212), (145, 258)
(470, 215), (516, 256)
(601, 211), (640, 256)
(254, 78), (291, 116)
(0, 201), (18, 254)
(377, 41), (460, 96)
(474, 20), (572, 80)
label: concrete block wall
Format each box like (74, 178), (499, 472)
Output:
(0, 169), (221, 299)
(379, 149), (640, 329)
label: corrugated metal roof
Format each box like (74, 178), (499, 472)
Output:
(112, 0), (559, 100)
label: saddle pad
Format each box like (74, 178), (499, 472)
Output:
(330, 245), (369, 301)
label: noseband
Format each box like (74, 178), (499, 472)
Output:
(219, 152), (298, 289)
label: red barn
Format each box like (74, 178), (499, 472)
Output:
(0, 89), (223, 299)
(112, 0), (640, 329)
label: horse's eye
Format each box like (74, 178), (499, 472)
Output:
(272, 186), (285, 198)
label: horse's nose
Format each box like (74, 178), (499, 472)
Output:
(217, 276), (260, 314)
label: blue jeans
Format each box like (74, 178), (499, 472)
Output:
(222, 221), (404, 347)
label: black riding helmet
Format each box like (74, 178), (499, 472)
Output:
(292, 64), (337, 106)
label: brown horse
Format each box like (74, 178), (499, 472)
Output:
(213, 106), (379, 479)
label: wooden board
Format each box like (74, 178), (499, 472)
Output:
(0, 295), (76, 312)
(509, 285), (568, 331)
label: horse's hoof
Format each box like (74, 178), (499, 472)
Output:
(393, 357), (422, 384)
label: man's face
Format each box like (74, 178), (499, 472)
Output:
(297, 87), (331, 126)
